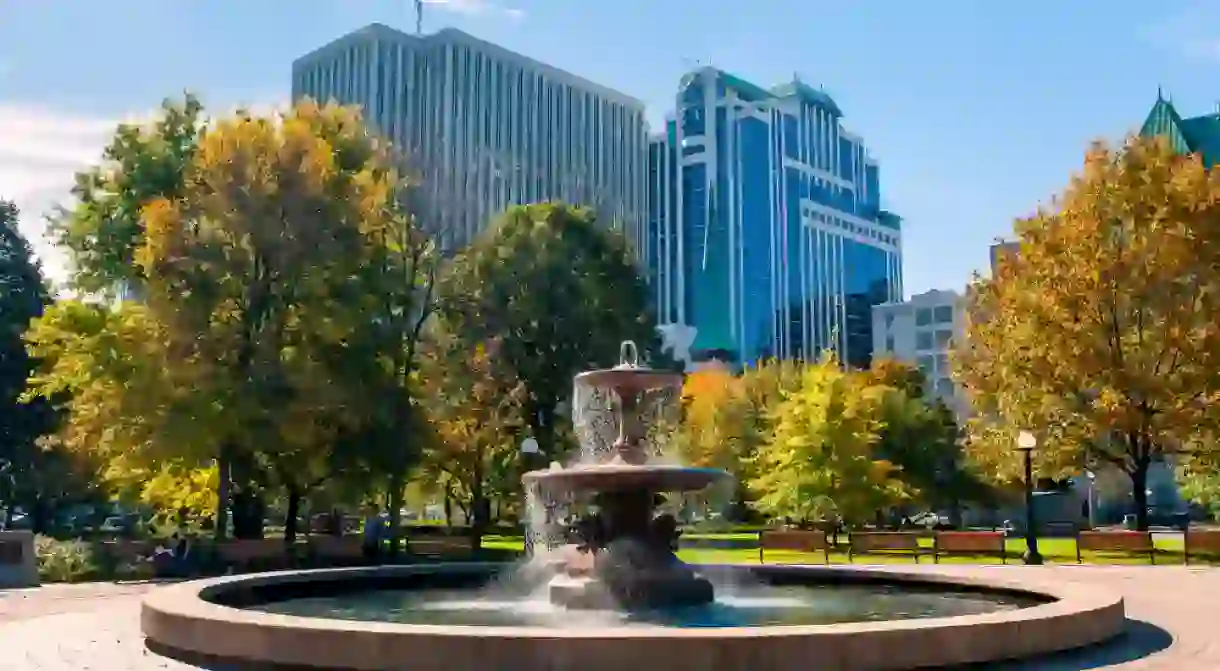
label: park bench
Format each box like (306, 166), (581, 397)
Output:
(217, 538), (293, 571)
(307, 535), (366, 565)
(932, 531), (1007, 564)
(409, 535), (474, 558)
(758, 529), (830, 564)
(1076, 530), (1155, 564)
(97, 539), (155, 565)
(848, 531), (921, 562)
(1184, 527), (1220, 564)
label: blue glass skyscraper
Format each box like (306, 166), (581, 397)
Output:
(646, 68), (902, 368)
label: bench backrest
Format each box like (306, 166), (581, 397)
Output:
(1077, 531), (1152, 552)
(217, 539), (286, 562)
(309, 535), (364, 558)
(934, 531), (1005, 553)
(1185, 529), (1220, 553)
(759, 530), (829, 552)
(100, 540), (155, 563)
(850, 532), (919, 552)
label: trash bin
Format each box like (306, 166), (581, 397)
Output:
(1122, 513), (1137, 530)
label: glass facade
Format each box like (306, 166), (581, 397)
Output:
(292, 24), (649, 251)
(647, 68), (903, 367)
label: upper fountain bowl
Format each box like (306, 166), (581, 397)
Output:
(573, 366), (683, 396)
(522, 461), (728, 493)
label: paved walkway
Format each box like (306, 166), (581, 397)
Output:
(0, 566), (1216, 669)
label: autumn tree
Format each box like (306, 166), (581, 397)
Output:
(751, 354), (907, 525)
(49, 94), (204, 298)
(441, 203), (661, 463)
(420, 330), (526, 551)
(955, 135), (1220, 530)
(136, 101), (403, 540)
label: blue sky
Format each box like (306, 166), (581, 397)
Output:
(2, 0), (1219, 292)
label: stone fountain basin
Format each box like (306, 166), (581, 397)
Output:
(522, 463), (729, 493)
(141, 563), (1124, 671)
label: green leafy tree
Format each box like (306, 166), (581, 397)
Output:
(0, 200), (66, 528)
(750, 354), (907, 525)
(49, 94), (204, 297)
(442, 203), (661, 463)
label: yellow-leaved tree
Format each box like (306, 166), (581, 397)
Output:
(137, 100), (407, 540)
(955, 135), (1220, 530)
(750, 354), (907, 525)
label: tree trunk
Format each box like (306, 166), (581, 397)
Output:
(470, 458), (486, 555)
(443, 495), (452, 527)
(30, 496), (49, 535)
(215, 448), (232, 541)
(1131, 460), (1150, 532)
(387, 473), (405, 558)
(284, 486), (301, 545)
(529, 402), (556, 462)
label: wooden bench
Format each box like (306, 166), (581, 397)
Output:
(409, 535), (474, 558)
(932, 531), (1007, 564)
(97, 540), (156, 565)
(758, 529), (830, 564)
(1184, 528), (1220, 564)
(1076, 530), (1155, 564)
(308, 535), (366, 565)
(848, 532), (921, 562)
(217, 539), (293, 571)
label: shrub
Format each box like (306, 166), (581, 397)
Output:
(35, 536), (99, 583)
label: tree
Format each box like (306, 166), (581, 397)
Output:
(442, 203), (661, 464)
(49, 94), (204, 297)
(1177, 456), (1220, 521)
(955, 135), (1220, 530)
(420, 330), (526, 551)
(136, 100), (402, 539)
(22, 300), (189, 529)
(750, 354), (907, 525)
(0, 200), (64, 527)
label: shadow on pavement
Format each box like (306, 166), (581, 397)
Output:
(950, 618), (1173, 670)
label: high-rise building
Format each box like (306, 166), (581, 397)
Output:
(292, 24), (650, 250)
(1140, 90), (1220, 167)
(871, 289), (967, 415)
(646, 68), (902, 368)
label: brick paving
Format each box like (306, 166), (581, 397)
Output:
(0, 566), (1215, 670)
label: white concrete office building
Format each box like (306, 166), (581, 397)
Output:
(292, 23), (649, 250)
(871, 288), (966, 412)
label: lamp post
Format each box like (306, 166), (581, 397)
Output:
(1016, 431), (1043, 565)
(520, 437), (540, 557)
(1085, 470), (1097, 530)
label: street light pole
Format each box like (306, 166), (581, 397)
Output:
(520, 437), (540, 557)
(1017, 431), (1043, 565)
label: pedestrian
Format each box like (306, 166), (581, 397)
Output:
(362, 505), (384, 562)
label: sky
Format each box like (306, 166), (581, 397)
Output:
(2, 0), (1220, 294)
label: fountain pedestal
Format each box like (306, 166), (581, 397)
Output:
(524, 341), (725, 611)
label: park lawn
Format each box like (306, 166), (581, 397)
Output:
(479, 533), (1201, 566)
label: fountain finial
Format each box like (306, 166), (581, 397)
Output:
(619, 340), (640, 369)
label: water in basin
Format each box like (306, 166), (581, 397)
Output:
(250, 581), (1038, 629)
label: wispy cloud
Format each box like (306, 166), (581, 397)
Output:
(1142, 1), (1220, 61)
(0, 98), (285, 288)
(420, 0), (524, 21)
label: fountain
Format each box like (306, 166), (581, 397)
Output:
(140, 341), (1127, 671)
(523, 340), (726, 610)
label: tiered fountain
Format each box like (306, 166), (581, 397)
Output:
(141, 341), (1126, 671)
(523, 340), (727, 610)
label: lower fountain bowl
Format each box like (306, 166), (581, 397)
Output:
(141, 563), (1124, 671)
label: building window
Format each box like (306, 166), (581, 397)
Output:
(916, 331), (934, 350)
(915, 308), (932, 326)
(935, 330), (954, 349)
(935, 378), (954, 398)
(885, 313), (894, 330)
(935, 353), (949, 374)
(934, 305), (954, 323)
(885, 335), (895, 352)
(917, 355), (935, 375)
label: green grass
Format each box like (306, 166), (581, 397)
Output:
(480, 533), (1208, 565)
